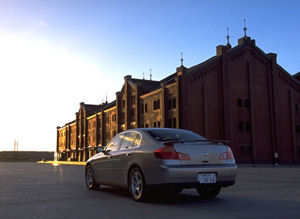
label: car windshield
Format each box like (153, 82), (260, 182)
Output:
(147, 129), (206, 142)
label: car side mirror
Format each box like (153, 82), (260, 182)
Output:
(97, 147), (105, 153)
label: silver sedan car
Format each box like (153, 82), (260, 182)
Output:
(85, 128), (237, 201)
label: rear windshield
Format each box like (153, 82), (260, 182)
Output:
(147, 129), (206, 141)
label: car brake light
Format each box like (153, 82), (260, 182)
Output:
(219, 147), (234, 160)
(154, 145), (190, 160)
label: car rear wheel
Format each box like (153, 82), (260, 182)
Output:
(129, 167), (147, 201)
(196, 185), (221, 199)
(85, 165), (99, 190)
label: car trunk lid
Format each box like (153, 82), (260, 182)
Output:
(167, 140), (230, 165)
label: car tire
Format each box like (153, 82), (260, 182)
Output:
(85, 165), (99, 190)
(196, 185), (221, 199)
(129, 167), (147, 201)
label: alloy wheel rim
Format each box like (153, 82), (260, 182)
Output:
(130, 171), (143, 199)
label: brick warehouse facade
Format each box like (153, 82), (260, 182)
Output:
(57, 35), (300, 164)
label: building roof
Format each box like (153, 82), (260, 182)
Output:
(80, 101), (116, 116)
(187, 56), (219, 76)
(60, 35), (300, 129)
(129, 78), (161, 94)
(293, 72), (300, 79)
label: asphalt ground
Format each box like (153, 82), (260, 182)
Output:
(0, 162), (299, 219)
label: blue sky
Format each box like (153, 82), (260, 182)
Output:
(0, 0), (299, 151)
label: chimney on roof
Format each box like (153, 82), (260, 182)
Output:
(216, 28), (232, 56)
(216, 44), (231, 56)
(294, 72), (300, 82)
(176, 65), (187, 76)
(268, 53), (277, 62)
(80, 102), (85, 106)
(238, 36), (255, 45)
(238, 19), (256, 45)
(124, 75), (132, 80)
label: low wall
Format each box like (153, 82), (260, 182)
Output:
(0, 151), (54, 162)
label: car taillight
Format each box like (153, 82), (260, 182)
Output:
(154, 145), (190, 160)
(219, 147), (234, 160)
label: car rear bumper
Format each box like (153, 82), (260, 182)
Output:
(145, 164), (237, 187)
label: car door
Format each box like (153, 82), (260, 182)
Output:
(93, 134), (123, 185)
(109, 132), (141, 187)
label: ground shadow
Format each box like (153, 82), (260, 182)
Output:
(96, 186), (222, 205)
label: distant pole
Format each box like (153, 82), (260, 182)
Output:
(243, 19), (247, 37)
(150, 68), (152, 80)
(14, 139), (18, 152)
(180, 52), (184, 66)
(226, 27), (230, 45)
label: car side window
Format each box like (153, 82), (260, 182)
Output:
(120, 132), (138, 150)
(132, 134), (141, 147)
(106, 134), (124, 152)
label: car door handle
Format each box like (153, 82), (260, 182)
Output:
(125, 153), (132, 157)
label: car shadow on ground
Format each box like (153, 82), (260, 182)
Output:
(97, 186), (221, 205)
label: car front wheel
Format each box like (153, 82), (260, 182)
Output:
(196, 185), (221, 199)
(85, 165), (99, 190)
(129, 167), (147, 201)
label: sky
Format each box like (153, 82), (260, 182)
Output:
(0, 0), (299, 151)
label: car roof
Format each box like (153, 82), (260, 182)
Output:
(127, 128), (186, 132)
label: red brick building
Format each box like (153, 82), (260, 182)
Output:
(57, 34), (300, 164)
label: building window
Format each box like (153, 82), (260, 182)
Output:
(172, 98), (176, 109)
(131, 108), (135, 117)
(239, 145), (245, 154)
(153, 99), (160, 110)
(168, 99), (172, 110)
(145, 103), (148, 113)
(154, 122), (156, 127)
(145, 123), (149, 128)
(122, 100), (125, 108)
(106, 116), (110, 124)
(158, 121), (161, 127)
(131, 95), (136, 105)
(244, 99), (250, 108)
(168, 119), (172, 128)
(173, 117), (176, 128)
(141, 104), (144, 113)
(246, 122), (251, 131)
(112, 114), (116, 122)
(237, 99), (243, 107)
(247, 145), (253, 154)
(238, 122), (244, 131)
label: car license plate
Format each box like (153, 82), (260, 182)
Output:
(197, 173), (216, 184)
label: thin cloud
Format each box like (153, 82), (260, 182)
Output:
(33, 20), (47, 28)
